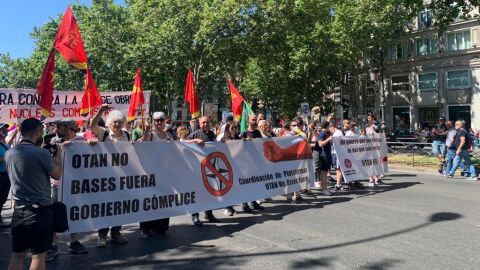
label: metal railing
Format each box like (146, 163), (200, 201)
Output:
(386, 141), (480, 167)
(387, 141), (433, 166)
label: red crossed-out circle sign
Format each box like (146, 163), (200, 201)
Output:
(201, 152), (234, 196)
(344, 159), (352, 169)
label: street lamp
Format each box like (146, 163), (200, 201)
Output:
(369, 48), (386, 130)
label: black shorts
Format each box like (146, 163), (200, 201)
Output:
(11, 205), (53, 254)
(318, 155), (332, 171)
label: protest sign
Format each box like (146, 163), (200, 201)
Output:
(0, 88), (151, 122)
(61, 137), (314, 233)
(332, 133), (388, 182)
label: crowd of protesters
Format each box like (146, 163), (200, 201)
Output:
(0, 105), (478, 270)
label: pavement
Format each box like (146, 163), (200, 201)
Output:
(1, 169), (479, 270)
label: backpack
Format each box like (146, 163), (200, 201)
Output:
(467, 133), (475, 152)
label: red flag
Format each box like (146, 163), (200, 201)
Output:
(228, 80), (244, 121)
(53, 6), (88, 70)
(184, 69), (200, 119)
(80, 69), (103, 116)
(36, 48), (56, 120)
(127, 68), (145, 121)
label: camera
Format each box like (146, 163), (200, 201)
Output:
(43, 133), (63, 157)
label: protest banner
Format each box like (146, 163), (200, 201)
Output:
(332, 133), (388, 182)
(61, 137), (314, 233)
(0, 88), (151, 122)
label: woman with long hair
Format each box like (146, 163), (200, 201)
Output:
(218, 121), (240, 216)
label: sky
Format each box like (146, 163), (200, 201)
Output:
(0, 0), (124, 59)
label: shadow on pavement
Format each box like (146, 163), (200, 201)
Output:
(0, 180), (434, 270)
(67, 211), (461, 270)
(385, 173), (417, 177)
(359, 258), (404, 270)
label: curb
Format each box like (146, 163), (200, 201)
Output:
(388, 164), (440, 176)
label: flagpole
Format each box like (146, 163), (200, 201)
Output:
(141, 104), (145, 134)
(88, 85), (92, 118)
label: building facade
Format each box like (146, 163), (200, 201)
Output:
(355, 8), (480, 131)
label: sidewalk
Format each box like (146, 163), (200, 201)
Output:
(388, 164), (440, 175)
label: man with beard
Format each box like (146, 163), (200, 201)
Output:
(6, 118), (62, 270)
(240, 114), (265, 211)
(188, 116), (221, 225)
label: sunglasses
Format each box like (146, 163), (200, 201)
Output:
(154, 118), (165, 122)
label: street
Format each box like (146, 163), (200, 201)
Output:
(1, 170), (479, 270)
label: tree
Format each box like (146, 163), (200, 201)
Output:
(3, 0), (449, 118)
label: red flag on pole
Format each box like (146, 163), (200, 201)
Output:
(36, 48), (56, 120)
(53, 6), (88, 70)
(184, 69), (200, 119)
(80, 69), (103, 116)
(228, 80), (244, 121)
(127, 68), (145, 121)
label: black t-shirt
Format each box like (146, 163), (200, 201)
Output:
(240, 129), (262, 139)
(454, 129), (468, 150)
(432, 124), (447, 141)
(188, 129), (216, 142)
(317, 131), (331, 156)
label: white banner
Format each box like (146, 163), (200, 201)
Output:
(0, 88), (151, 122)
(61, 137), (314, 233)
(332, 134), (388, 182)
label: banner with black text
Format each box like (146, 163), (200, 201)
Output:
(332, 133), (388, 182)
(0, 88), (151, 122)
(61, 137), (314, 233)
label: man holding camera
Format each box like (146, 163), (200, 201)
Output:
(6, 118), (62, 270)
(46, 119), (88, 261)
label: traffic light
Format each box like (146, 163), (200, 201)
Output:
(334, 86), (341, 103)
(344, 72), (354, 85)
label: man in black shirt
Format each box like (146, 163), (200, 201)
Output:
(187, 116), (220, 225)
(240, 114), (262, 139)
(431, 117), (448, 174)
(240, 114), (265, 211)
(445, 120), (478, 180)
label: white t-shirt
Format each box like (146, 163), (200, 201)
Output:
(345, 130), (360, 136)
(151, 130), (173, 141)
(331, 129), (344, 154)
(51, 135), (86, 186)
(216, 133), (225, 142)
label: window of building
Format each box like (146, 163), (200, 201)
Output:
(392, 75), (410, 91)
(418, 73), (437, 91)
(447, 30), (471, 51)
(447, 70), (470, 88)
(393, 107), (410, 130)
(388, 42), (411, 60)
(419, 9), (433, 28)
(365, 50), (375, 66)
(448, 105), (471, 129)
(416, 37), (437, 56)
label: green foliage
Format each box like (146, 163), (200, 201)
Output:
(5, 0), (461, 118)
